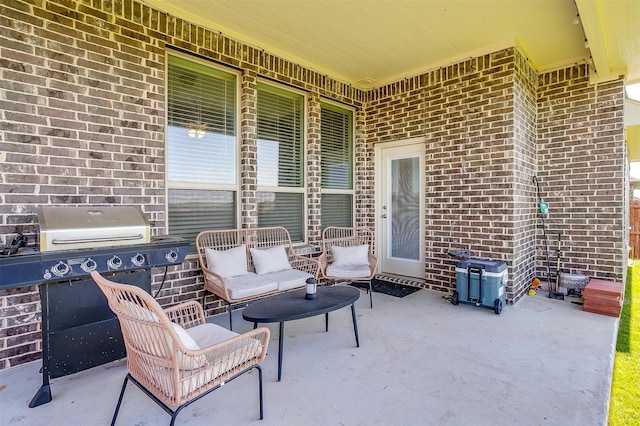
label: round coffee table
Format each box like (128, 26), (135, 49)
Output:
(242, 285), (360, 381)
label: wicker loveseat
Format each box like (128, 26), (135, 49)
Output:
(197, 227), (320, 329)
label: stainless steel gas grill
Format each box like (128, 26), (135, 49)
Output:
(38, 205), (151, 252)
(0, 206), (190, 408)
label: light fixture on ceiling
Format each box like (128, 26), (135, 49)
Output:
(187, 74), (206, 139)
(186, 122), (206, 139)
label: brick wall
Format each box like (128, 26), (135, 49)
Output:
(364, 50), (538, 298)
(0, 0), (365, 370)
(512, 53), (539, 300)
(307, 91), (322, 241)
(0, 0), (627, 370)
(537, 66), (626, 281)
(362, 52), (626, 299)
(355, 106), (376, 230)
(240, 70), (259, 229)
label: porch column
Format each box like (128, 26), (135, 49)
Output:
(240, 70), (258, 228)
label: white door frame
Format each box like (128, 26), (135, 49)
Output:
(374, 138), (425, 278)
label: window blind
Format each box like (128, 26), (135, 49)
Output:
(321, 103), (353, 190)
(321, 193), (353, 230)
(256, 83), (305, 241)
(167, 55), (237, 185)
(257, 192), (304, 241)
(320, 102), (354, 228)
(167, 54), (238, 246)
(257, 83), (303, 188)
(168, 189), (237, 248)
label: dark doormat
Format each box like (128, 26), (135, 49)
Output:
(349, 279), (421, 298)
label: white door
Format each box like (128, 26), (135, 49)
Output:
(376, 140), (425, 278)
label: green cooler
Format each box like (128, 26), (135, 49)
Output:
(453, 258), (507, 314)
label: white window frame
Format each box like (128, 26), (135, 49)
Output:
(165, 50), (242, 243)
(320, 99), (355, 229)
(255, 79), (308, 243)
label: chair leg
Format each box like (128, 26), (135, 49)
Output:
(257, 365), (264, 420)
(368, 280), (373, 308)
(111, 375), (130, 426)
(170, 405), (187, 426)
(228, 303), (233, 330)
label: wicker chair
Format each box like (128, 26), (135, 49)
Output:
(90, 271), (270, 425)
(318, 226), (378, 308)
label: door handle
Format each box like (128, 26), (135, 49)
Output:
(381, 214), (387, 219)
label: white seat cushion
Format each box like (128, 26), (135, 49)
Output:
(187, 324), (262, 364)
(262, 268), (313, 291)
(326, 264), (371, 278)
(224, 273), (278, 299)
(179, 323), (263, 397)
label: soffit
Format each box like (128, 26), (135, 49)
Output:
(142, 0), (638, 88)
(575, 0), (640, 84)
(142, 0), (584, 88)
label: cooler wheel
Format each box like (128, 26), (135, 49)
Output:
(451, 291), (459, 306)
(494, 299), (503, 315)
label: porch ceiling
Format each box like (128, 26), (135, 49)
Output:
(142, 0), (640, 88)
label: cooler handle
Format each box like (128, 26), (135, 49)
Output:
(468, 266), (483, 303)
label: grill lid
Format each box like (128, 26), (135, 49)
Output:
(38, 206), (151, 252)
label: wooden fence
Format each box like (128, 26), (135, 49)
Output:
(630, 200), (640, 259)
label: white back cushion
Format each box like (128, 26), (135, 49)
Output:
(169, 322), (207, 370)
(205, 245), (248, 278)
(171, 322), (200, 350)
(331, 244), (369, 267)
(250, 245), (292, 275)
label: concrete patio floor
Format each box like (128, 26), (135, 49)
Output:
(0, 287), (618, 426)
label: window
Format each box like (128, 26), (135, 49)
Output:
(321, 102), (354, 229)
(256, 83), (305, 241)
(166, 54), (238, 246)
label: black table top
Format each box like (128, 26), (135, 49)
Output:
(242, 285), (360, 323)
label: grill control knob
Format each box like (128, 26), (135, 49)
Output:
(81, 258), (97, 273)
(51, 261), (70, 277)
(131, 253), (146, 267)
(108, 255), (123, 270)
(165, 249), (179, 263)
